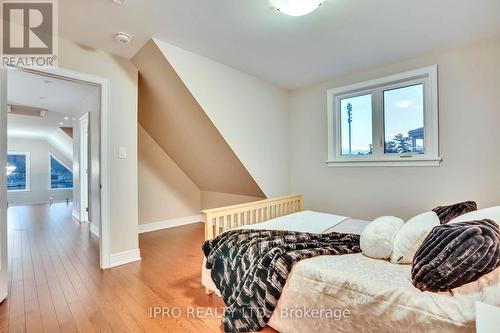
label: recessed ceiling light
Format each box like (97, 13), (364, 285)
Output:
(113, 32), (132, 45)
(273, 0), (324, 16)
(64, 116), (69, 120)
(112, 0), (126, 4)
(59, 122), (64, 126)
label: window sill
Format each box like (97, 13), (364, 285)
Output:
(49, 188), (73, 191)
(326, 157), (442, 167)
(7, 189), (31, 193)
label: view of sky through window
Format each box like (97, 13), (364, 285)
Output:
(384, 84), (424, 154)
(340, 93), (372, 155)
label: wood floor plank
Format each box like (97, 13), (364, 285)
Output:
(0, 203), (277, 333)
(68, 301), (95, 333)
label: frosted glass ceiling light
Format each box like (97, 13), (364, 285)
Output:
(273, 0), (324, 16)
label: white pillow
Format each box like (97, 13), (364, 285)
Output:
(390, 211), (440, 264)
(448, 206), (500, 225)
(360, 216), (404, 259)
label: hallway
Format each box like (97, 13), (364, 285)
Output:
(0, 203), (232, 333)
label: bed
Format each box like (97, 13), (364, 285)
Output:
(201, 195), (500, 332)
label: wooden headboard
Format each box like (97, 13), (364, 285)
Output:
(202, 194), (303, 240)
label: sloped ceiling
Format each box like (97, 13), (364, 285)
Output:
(132, 40), (265, 197)
(154, 39), (290, 198)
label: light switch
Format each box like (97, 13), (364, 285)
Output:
(118, 147), (127, 159)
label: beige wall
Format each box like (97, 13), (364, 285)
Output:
(155, 40), (290, 198)
(201, 191), (264, 210)
(138, 125), (264, 225)
(7, 138), (73, 206)
(138, 125), (201, 225)
(289, 37), (500, 220)
(59, 38), (139, 254)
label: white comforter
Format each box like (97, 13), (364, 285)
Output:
(202, 211), (500, 333)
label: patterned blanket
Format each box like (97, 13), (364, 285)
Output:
(202, 229), (361, 332)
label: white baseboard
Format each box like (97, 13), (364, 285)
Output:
(89, 223), (99, 238)
(138, 215), (203, 234)
(109, 248), (141, 268)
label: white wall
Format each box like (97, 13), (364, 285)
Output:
(47, 128), (73, 162)
(59, 37), (139, 255)
(289, 37), (500, 220)
(7, 138), (73, 206)
(154, 39), (290, 198)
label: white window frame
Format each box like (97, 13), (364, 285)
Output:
(7, 151), (30, 192)
(48, 153), (73, 190)
(327, 65), (441, 167)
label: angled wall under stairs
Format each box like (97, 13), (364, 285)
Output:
(133, 40), (265, 198)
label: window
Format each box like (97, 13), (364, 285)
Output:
(327, 66), (440, 167)
(49, 154), (73, 189)
(7, 152), (30, 191)
(384, 84), (425, 154)
(340, 93), (372, 156)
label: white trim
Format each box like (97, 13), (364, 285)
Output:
(327, 65), (440, 167)
(89, 223), (99, 238)
(7, 151), (31, 192)
(109, 249), (141, 268)
(78, 113), (90, 224)
(0, 68), (8, 302)
(327, 157), (441, 167)
(8, 67), (112, 269)
(138, 215), (203, 234)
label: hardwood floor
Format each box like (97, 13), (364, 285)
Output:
(0, 203), (276, 333)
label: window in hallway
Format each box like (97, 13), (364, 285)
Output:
(7, 152), (29, 191)
(50, 154), (73, 189)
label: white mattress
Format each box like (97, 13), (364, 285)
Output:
(202, 211), (500, 332)
(269, 254), (500, 333)
(236, 210), (349, 233)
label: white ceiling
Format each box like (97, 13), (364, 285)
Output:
(7, 69), (98, 139)
(59, 0), (500, 89)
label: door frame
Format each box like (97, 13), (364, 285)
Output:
(0, 66), (112, 270)
(0, 69), (7, 302)
(78, 112), (90, 223)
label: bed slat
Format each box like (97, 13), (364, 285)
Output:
(202, 194), (303, 240)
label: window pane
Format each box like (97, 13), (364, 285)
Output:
(340, 94), (373, 156)
(50, 155), (73, 189)
(7, 154), (27, 191)
(384, 84), (424, 154)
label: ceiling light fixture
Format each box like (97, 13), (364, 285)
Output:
(112, 0), (126, 4)
(59, 122), (64, 126)
(113, 32), (132, 45)
(272, 0), (324, 16)
(64, 116), (69, 120)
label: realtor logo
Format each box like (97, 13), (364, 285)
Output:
(1, 0), (58, 67)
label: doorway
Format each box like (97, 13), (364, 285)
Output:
(0, 66), (111, 303)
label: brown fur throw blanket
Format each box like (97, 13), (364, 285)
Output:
(202, 229), (361, 332)
(411, 219), (500, 292)
(432, 201), (477, 224)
